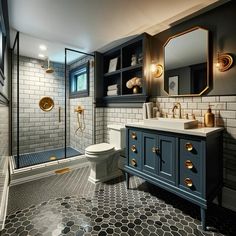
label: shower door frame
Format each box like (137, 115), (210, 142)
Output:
(11, 31), (20, 169)
(11, 40), (95, 169)
(64, 48), (94, 159)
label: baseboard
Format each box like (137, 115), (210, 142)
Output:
(220, 187), (236, 212)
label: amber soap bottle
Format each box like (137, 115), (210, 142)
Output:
(204, 105), (215, 127)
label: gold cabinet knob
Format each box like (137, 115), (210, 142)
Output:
(184, 178), (193, 187)
(185, 160), (193, 169)
(131, 145), (137, 153)
(131, 159), (137, 166)
(185, 143), (193, 151)
(131, 132), (137, 139)
(152, 147), (160, 153)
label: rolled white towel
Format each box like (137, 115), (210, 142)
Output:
(142, 103), (147, 120)
(146, 102), (153, 119)
(107, 90), (118, 96)
(107, 84), (119, 91)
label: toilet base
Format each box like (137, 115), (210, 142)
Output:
(88, 169), (123, 184)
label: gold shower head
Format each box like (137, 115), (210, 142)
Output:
(45, 58), (54, 73)
(46, 67), (54, 73)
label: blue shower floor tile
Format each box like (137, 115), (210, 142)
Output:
(14, 147), (81, 168)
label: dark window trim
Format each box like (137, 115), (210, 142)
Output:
(69, 61), (89, 98)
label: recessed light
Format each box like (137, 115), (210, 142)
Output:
(38, 54), (45, 58)
(39, 45), (47, 51)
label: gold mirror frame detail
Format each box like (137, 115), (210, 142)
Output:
(218, 53), (233, 72)
(163, 26), (209, 97)
(39, 96), (54, 112)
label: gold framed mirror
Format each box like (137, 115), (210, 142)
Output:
(163, 26), (209, 96)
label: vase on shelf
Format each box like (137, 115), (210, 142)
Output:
(133, 86), (139, 94)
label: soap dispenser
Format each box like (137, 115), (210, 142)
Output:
(204, 105), (215, 127)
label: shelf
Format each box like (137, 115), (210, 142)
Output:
(95, 33), (152, 107)
(104, 69), (121, 77)
(122, 64), (143, 72)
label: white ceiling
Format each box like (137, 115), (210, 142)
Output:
(8, 0), (226, 63)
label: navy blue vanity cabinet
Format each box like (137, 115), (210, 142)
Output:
(124, 126), (223, 231)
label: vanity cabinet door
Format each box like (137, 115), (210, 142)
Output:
(158, 135), (176, 185)
(142, 132), (158, 177)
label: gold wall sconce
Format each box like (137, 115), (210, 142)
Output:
(216, 53), (233, 72)
(150, 63), (163, 78)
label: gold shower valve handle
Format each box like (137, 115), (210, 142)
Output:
(185, 142), (193, 151)
(74, 106), (84, 114)
(185, 160), (193, 169)
(131, 132), (137, 139)
(131, 145), (137, 153)
(131, 159), (137, 166)
(184, 178), (193, 187)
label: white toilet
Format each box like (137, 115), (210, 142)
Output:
(85, 124), (126, 184)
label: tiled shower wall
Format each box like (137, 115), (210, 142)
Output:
(12, 56), (67, 154)
(69, 56), (94, 153)
(100, 95), (236, 190)
(0, 105), (9, 158)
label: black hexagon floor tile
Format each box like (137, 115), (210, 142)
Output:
(1, 169), (236, 236)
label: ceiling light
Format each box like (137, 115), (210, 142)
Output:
(38, 54), (45, 58)
(39, 45), (47, 51)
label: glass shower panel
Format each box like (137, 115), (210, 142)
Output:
(12, 33), (66, 168)
(65, 49), (95, 158)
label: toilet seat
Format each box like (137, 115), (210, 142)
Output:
(85, 143), (114, 155)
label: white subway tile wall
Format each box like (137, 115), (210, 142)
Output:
(12, 56), (68, 154)
(0, 105), (9, 157)
(101, 96), (236, 189)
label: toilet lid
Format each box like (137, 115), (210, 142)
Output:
(85, 143), (114, 154)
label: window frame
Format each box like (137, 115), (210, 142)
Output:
(69, 61), (89, 98)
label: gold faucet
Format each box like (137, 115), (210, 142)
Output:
(172, 102), (182, 118)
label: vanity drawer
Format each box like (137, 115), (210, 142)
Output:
(128, 129), (142, 144)
(179, 139), (202, 196)
(180, 139), (202, 159)
(128, 129), (142, 170)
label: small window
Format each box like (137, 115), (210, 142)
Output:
(69, 62), (89, 98)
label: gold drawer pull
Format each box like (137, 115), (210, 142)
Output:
(131, 132), (137, 139)
(131, 145), (137, 153)
(184, 178), (193, 187)
(185, 160), (193, 169)
(131, 159), (137, 166)
(152, 147), (160, 153)
(185, 143), (193, 151)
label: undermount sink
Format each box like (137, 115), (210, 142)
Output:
(143, 117), (198, 129)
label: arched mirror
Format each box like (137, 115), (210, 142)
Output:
(164, 27), (209, 96)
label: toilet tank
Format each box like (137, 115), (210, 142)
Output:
(107, 124), (126, 150)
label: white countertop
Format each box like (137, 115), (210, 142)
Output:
(126, 121), (224, 137)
